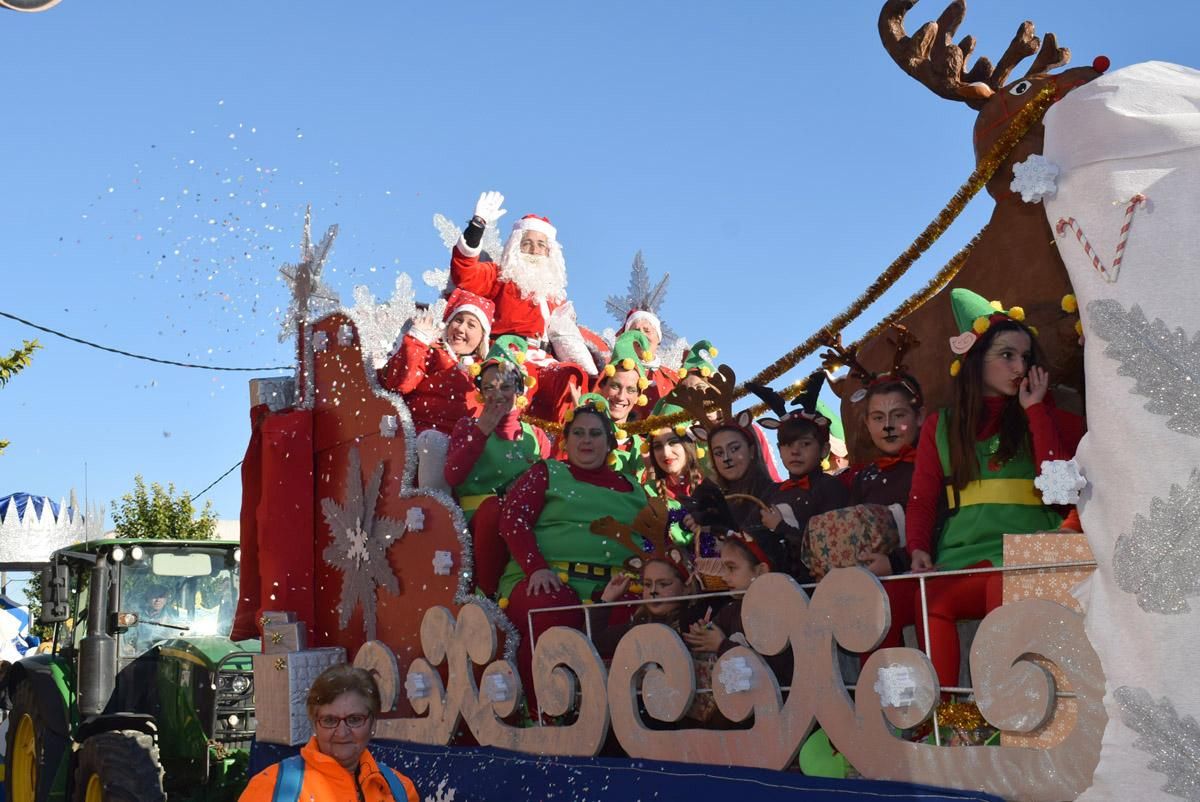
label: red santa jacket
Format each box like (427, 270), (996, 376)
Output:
(451, 244), (562, 342)
(379, 333), (478, 435)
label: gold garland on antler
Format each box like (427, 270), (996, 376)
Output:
(524, 84), (1056, 436)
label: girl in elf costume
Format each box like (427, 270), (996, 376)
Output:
(444, 336), (551, 597)
(595, 329), (653, 476)
(746, 373), (850, 584)
(906, 288), (1084, 689)
(496, 393), (649, 709)
(379, 288), (493, 492)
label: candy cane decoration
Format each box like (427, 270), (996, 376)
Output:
(1055, 194), (1147, 284)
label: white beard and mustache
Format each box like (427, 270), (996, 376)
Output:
(498, 238), (568, 304)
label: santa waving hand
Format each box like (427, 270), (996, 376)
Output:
(450, 191), (597, 423)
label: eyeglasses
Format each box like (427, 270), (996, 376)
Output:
(314, 714), (371, 730)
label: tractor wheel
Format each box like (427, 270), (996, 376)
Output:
(72, 731), (165, 802)
(5, 682), (67, 802)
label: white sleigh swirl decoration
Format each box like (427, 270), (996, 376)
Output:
(373, 568), (1106, 800)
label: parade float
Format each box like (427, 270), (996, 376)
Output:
(225, 4), (1200, 800)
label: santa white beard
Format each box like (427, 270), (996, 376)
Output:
(498, 241), (568, 304)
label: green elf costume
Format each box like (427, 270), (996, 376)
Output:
(598, 330), (654, 478)
(497, 393), (651, 705)
(446, 335), (552, 597)
(906, 287), (1083, 690)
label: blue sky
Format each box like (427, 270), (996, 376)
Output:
(2, 0), (1196, 532)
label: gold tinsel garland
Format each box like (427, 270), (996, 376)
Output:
(525, 84), (1056, 436)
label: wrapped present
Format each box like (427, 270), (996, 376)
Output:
(802, 504), (899, 580)
(253, 646), (346, 745)
(1001, 532), (1095, 749)
(262, 621), (308, 654)
(259, 610), (297, 628)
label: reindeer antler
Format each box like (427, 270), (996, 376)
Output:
(879, 0), (1070, 110)
(590, 497), (673, 558)
(887, 324), (921, 377)
(663, 364), (740, 436)
(820, 330), (874, 385)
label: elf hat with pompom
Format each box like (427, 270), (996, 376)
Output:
(470, 334), (536, 406)
(443, 287), (495, 344)
(947, 288), (1031, 377)
(562, 392), (618, 438)
(677, 339), (718, 379)
(603, 330), (654, 407)
(511, 213), (557, 241)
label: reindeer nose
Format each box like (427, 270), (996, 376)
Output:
(1093, 56), (1111, 73)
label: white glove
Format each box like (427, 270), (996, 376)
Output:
(473, 191), (507, 226)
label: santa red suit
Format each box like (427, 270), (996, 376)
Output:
(451, 211), (591, 423)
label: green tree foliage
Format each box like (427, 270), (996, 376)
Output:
(110, 475), (217, 541)
(1, 339), (41, 454)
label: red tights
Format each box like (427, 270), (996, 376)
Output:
(502, 579), (584, 714)
(469, 497), (507, 597)
(915, 564), (1004, 688)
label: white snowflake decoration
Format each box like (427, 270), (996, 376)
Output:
(1010, 154), (1060, 204)
(717, 655), (755, 694)
(405, 507), (425, 532)
(311, 331), (329, 353)
(380, 415), (398, 439)
(658, 336), (689, 371)
(483, 673), (512, 703)
(874, 663), (918, 708)
(422, 268), (450, 293)
(337, 323), (354, 347)
(404, 671), (431, 701)
(279, 205), (341, 342)
(320, 448), (404, 640)
(433, 212), (504, 261)
(1035, 458), (1087, 505)
(432, 550), (453, 576)
(347, 273), (421, 371)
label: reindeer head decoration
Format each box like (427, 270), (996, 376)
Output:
(880, 0), (1110, 198)
(589, 497), (692, 580)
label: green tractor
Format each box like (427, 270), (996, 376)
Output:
(2, 539), (258, 802)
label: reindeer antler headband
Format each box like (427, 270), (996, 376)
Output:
(745, 370), (831, 431)
(821, 326), (922, 405)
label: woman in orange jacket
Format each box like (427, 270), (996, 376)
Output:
(240, 665), (419, 802)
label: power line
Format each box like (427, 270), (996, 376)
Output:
(193, 460), (243, 501)
(0, 310), (293, 372)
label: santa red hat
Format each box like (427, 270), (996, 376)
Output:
(621, 309), (662, 342)
(443, 287), (495, 343)
(511, 214), (557, 241)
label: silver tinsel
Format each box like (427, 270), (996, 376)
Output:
(1088, 299), (1200, 439)
(321, 447), (404, 640)
(1115, 685), (1200, 799)
(604, 250), (678, 342)
(1113, 470), (1200, 614)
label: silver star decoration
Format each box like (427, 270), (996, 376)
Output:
(605, 250), (677, 342)
(1115, 685), (1200, 799)
(348, 273), (420, 371)
(320, 447), (404, 640)
(279, 204), (341, 342)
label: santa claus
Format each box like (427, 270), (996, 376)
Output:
(450, 190), (598, 422)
